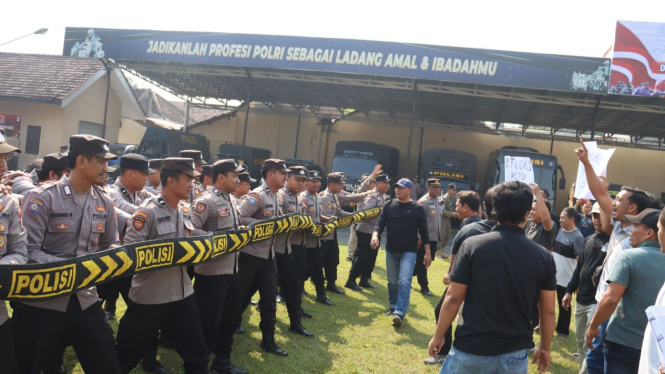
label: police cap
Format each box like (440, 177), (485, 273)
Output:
(375, 174), (390, 183)
(148, 159), (163, 170)
(120, 154), (155, 175)
(69, 135), (116, 159)
(42, 153), (70, 171)
(327, 172), (344, 183)
(0, 132), (21, 154)
(288, 165), (308, 179)
(201, 165), (212, 176)
(261, 159), (290, 174)
(239, 172), (256, 184)
(427, 178), (441, 187)
(308, 170), (322, 180)
(162, 157), (201, 177)
(179, 150), (206, 165)
(212, 159), (244, 175)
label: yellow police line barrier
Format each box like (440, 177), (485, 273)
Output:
(0, 207), (381, 301)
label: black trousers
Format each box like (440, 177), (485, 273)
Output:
(321, 239), (340, 285)
(434, 288), (453, 356)
(414, 241), (438, 290)
(98, 276), (132, 315)
(116, 295), (208, 374)
(12, 297), (120, 374)
(275, 252), (303, 325)
(237, 252), (278, 342)
(194, 272), (241, 359)
(556, 285), (571, 336)
(291, 244), (307, 291)
(0, 319), (17, 374)
(348, 232), (379, 281)
(306, 245), (326, 296)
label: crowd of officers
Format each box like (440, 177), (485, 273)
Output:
(0, 133), (418, 374)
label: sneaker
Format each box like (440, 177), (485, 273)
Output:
(572, 352), (579, 357)
(556, 334), (569, 339)
(424, 355), (446, 365)
(392, 314), (403, 327)
(384, 308), (395, 316)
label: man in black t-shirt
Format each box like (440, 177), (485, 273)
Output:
(428, 181), (557, 374)
(455, 190), (482, 229)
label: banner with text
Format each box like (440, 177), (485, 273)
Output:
(63, 27), (610, 93)
(504, 156), (535, 185)
(0, 208), (380, 302)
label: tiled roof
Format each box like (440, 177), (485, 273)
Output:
(0, 53), (104, 103)
(132, 88), (227, 126)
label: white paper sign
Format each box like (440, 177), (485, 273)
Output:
(574, 142), (615, 199)
(646, 306), (665, 367)
(504, 156), (534, 185)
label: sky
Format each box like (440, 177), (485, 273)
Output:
(1, 0), (663, 100)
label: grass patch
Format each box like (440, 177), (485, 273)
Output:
(13, 245), (580, 373)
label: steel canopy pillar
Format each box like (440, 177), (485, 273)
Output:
(405, 80), (417, 177)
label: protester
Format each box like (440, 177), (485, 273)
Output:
(576, 140), (652, 374)
(553, 207), (585, 338)
(372, 178), (430, 328)
(455, 190), (481, 229)
(577, 199), (596, 238)
(428, 181), (556, 374)
(562, 203), (610, 374)
(586, 208), (665, 374)
(526, 183), (556, 250)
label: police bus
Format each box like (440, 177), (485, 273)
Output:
(419, 149), (477, 191)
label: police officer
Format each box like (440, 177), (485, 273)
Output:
(200, 164), (214, 191)
(345, 174), (389, 291)
(236, 159), (289, 356)
(189, 159), (247, 374)
(300, 170), (334, 306)
(145, 158), (163, 195)
(415, 178), (442, 296)
(180, 150), (206, 203)
(13, 134), (121, 374)
(275, 165), (313, 336)
(11, 153), (70, 195)
(116, 158), (209, 374)
(437, 183), (458, 259)
(319, 172), (367, 294)
(235, 172), (255, 200)
(0, 139), (28, 374)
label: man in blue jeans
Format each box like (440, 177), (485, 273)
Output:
(427, 181), (557, 374)
(371, 178), (431, 328)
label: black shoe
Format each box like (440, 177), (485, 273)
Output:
(235, 325), (245, 334)
(276, 294), (284, 303)
(211, 358), (248, 374)
(260, 341), (288, 357)
(384, 308), (395, 316)
(316, 296), (335, 306)
(358, 279), (377, 289)
(421, 289), (433, 297)
(300, 309), (312, 318)
(141, 358), (173, 374)
(326, 284), (345, 294)
(104, 310), (115, 320)
(344, 280), (363, 291)
(289, 324), (314, 337)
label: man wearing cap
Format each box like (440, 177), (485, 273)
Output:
(347, 164), (383, 261)
(561, 203), (609, 373)
(105, 154), (155, 231)
(180, 150), (206, 203)
(116, 158), (209, 374)
(236, 159), (290, 356)
(345, 174), (389, 291)
(235, 172), (256, 200)
(190, 159), (248, 374)
(414, 178), (443, 297)
(301, 170), (335, 306)
(58, 145), (68, 157)
(438, 183), (458, 259)
(319, 172), (369, 294)
(145, 159), (163, 195)
(273, 165), (313, 336)
(586, 209), (665, 373)
(13, 135), (121, 373)
(0, 138), (27, 374)
(200, 165), (213, 191)
(10, 153), (71, 195)
(372, 178), (430, 327)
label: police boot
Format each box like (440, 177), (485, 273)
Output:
(344, 277), (363, 291)
(299, 308), (312, 318)
(211, 356), (248, 374)
(289, 324), (314, 337)
(326, 282), (345, 295)
(140, 358), (173, 374)
(358, 278), (377, 289)
(315, 285), (334, 306)
(260, 340), (288, 357)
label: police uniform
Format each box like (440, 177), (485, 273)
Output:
(347, 174), (374, 260)
(438, 183), (457, 257)
(345, 174), (388, 290)
(319, 173), (366, 294)
(234, 172), (256, 201)
(300, 170), (334, 305)
(13, 153), (70, 195)
(189, 160), (248, 374)
(115, 158), (209, 374)
(180, 150), (206, 203)
(145, 159), (163, 196)
(415, 179), (442, 295)
(236, 159), (289, 356)
(0, 144), (28, 374)
(274, 166), (313, 336)
(104, 154), (155, 233)
(13, 135), (121, 374)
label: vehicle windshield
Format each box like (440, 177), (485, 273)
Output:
(332, 157), (377, 180)
(109, 146), (126, 156)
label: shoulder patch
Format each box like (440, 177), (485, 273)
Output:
(120, 187), (129, 196)
(63, 185), (73, 196)
(213, 188), (221, 195)
(182, 206), (190, 214)
(28, 199), (43, 214)
(196, 202), (207, 213)
(157, 197), (166, 207)
(248, 193), (260, 205)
